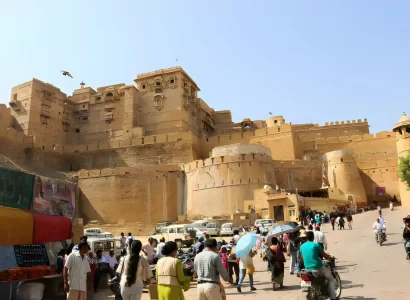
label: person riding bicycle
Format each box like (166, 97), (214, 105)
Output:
(299, 231), (336, 300)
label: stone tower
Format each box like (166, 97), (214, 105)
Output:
(393, 112), (410, 207)
(325, 150), (368, 205)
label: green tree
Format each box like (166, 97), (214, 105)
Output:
(398, 150), (410, 189)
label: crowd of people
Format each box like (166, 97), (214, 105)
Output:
(59, 204), (407, 300)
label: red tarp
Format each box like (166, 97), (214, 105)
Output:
(31, 213), (72, 243)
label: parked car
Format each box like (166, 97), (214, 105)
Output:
(206, 223), (220, 236)
(151, 224), (197, 247)
(190, 221), (208, 232)
(155, 221), (174, 234)
(84, 228), (113, 238)
(220, 223), (239, 236)
(87, 236), (120, 257)
(254, 219), (277, 229)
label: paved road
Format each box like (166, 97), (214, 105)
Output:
(95, 206), (410, 299)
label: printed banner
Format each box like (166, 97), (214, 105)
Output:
(32, 176), (76, 219)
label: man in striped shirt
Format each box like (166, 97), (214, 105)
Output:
(194, 238), (232, 299)
(64, 241), (91, 300)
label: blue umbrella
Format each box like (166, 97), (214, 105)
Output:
(266, 225), (297, 246)
(235, 232), (258, 258)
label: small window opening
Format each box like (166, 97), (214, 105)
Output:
(142, 84), (146, 89)
(82, 104), (85, 108)
(75, 128), (80, 133)
(156, 81), (161, 86)
(341, 158), (344, 162)
(170, 79), (175, 84)
(96, 97), (101, 101)
(106, 92), (113, 97)
(406, 127), (410, 134)
(274, 120), (277, 123)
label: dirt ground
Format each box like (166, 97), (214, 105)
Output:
(94, 206), (410, 299)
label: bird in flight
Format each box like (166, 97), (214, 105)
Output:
(61, 70), (73, 78)
(269, 112), (272, 115)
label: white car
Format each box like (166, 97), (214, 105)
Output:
(220, 223), (239, 236)
(254, 219), (277, 230)
(205, 223), (220, 236)
(151, 224), (198, 247)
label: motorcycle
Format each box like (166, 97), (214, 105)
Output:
(375, 230), (386, 246)
(300, 259), (342, 300)
(177, 250), (196, 277)
(405, 239), (410, 260)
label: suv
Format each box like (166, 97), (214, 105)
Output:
(254, 219), (277, 229)
(151, 224), (199, 247)
(87, 236), (121, 257)
(155, 221), (174, 234)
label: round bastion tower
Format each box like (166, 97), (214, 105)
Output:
(184, 144), (276, 219)
(393, 112), (410, 207)
(325, 150), (368, 205)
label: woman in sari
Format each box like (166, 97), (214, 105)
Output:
(269, 236), (286, 291)
(156, 241), (190, 300)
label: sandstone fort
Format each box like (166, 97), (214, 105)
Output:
(1, 66), (409, 229)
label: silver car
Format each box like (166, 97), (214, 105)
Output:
(206, 223), (220, 236)
(220, 223), (239, 236)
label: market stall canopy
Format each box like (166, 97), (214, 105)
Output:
(0, 207), (33, 245)
(31, 213), (72, 244)
(0, 167), (34, 210)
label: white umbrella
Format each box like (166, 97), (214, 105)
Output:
(265, 225), (297, 246)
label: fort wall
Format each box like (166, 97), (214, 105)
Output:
(326, 150), (368, 204)
(272, 160), (322, 191)
(184, 147), (275, 219)
(76, 166), (183, 224)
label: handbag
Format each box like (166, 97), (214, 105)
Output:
(246, 265), (255, 275)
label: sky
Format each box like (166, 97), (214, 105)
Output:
(0, 1), (409, 133)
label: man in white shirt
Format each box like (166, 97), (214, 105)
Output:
(125, 232), (135, 248)
(141, 238), (155, 263)
(156, 237), (166, 259)
(94, 250), (117, 293)
(314, 226), (328, 251)
(106, 249), (118, 270)
(373, 218), (386, 242)
(119, 232), (127, 248)
(63, 241), (91, 300)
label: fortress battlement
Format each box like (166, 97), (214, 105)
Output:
(316, 131), (394, 146)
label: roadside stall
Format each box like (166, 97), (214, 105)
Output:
(0, 167), (77, 299)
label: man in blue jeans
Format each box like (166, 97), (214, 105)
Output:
(300, 231), (336, 300)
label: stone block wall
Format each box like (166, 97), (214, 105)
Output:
(76, 166), (184, 225)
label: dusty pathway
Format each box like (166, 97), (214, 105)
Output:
(95, 206), (410, 299)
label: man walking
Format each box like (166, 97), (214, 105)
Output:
(314, 226), (328, 251)
(346, 214), (353, 230)
(194, 238), (233, 299)
(288, 232), (300, 275)
(63, 241), (91, 300)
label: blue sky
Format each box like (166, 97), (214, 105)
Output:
(0, 1), (408, 133)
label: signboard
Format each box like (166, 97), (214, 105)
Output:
(375, 187), (386, 196)
(32, 176), (76, 219)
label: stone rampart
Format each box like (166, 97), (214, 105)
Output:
(185, 152), (275, 219)
(77, 166), (184, 225)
